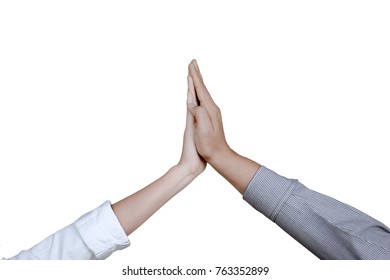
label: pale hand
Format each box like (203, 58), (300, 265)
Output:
(178, 73), (207, 177)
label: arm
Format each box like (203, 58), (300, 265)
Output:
(111, 165), (199, 235)
(244, 166), (390, 259)
(188, 59), (390, 259)
(8, 72), (205, 260)
(111, 74), (206, 236)
(8, 201), (129, 260)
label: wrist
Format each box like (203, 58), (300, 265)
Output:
(208, 145), (235, 169)
(207, 147), (261, 194)
(174, 162), (202, 181)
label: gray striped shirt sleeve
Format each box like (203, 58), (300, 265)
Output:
(243, 166), (390, 259)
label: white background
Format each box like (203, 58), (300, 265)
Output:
(1, 0), (389, 278)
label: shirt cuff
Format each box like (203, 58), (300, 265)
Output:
(74, 201), (130, 260)
(243, 166), (297, 222)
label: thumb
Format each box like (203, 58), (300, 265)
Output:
(187, 102), (197, 117)
(189, 105), (213, 133)
(187, 75), (197, 117)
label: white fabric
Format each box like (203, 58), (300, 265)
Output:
(7, 201), (130, 260)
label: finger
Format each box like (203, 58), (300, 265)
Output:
(187, 104), (196, 117)
(188, 60), (206, 97)
(188, 64), (200, 106)
(188, 60), (215, 109)
(187, 75), (197, 107)
(191, 59), (203, 82)
(189, 60), (222, 129)
(186, 95), (195, 130)
(185, 75), (200, 139)
(187, 76), (197, 119)
(193, 60), (204, 86)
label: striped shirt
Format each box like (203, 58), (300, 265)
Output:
(243, 166), (390, 259)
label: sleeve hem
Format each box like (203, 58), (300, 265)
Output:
(75, 201), (130, 260)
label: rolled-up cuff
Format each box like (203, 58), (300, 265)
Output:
(75, 201), (130, 260)
(243, 166), (297, 222)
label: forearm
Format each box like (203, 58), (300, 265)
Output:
(112, 164), (197, 236)
(209, 147), (261, 194)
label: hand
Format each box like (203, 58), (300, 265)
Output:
(178, 73), (207, 177)
(187, 59), (231, 163)
(187, 59), (260, 194)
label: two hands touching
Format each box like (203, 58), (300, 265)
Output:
(111, 60), (390, 260)
(10, 60), (390, 260)
(179, 60), (260, 194)
(9, 59), (261, 260)
(112, 60), (261, 236)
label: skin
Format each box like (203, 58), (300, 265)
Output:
(112, 72), (206, 236)
(111, 59), (260, 237)
(187, 59), (261, 194)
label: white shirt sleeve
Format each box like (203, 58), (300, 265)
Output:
(7, 201), (130, 260)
